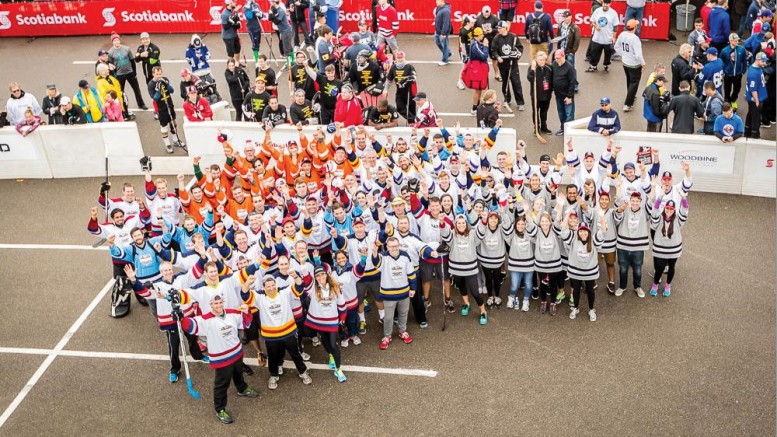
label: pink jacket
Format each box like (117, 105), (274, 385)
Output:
(103, 100), (125, 122)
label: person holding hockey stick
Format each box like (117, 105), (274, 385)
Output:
(180, 295), (259, 424)
(148, 66), (185, 153)
(491, 21), (525, 112)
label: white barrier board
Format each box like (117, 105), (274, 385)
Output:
(741, 139), (777, 198)
(0, 128), (53, 179)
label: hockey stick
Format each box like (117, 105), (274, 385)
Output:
(177, 320), (202, 399)
(532, 68), (547, 144)
(441, 255), (448, 331)
(92, 152), (111, 248)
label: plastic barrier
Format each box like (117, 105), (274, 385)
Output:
(0, 128), (53, 179)
(741, 139), (777, 198)
(182, 121), (518, 170)
(564, 117), (776, 198)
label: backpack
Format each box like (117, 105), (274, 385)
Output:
(527, 12), (543, 44)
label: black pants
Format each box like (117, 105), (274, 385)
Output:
(498, 59), (524, 105)
(556, 268), (567, 291)
(292, 19), (311, 46)
(589, 42), (614, 68)
(764, 73), (776, 123)
(570, 278), (595, 310)
(213, 358), (248, 412)
(538, 271), (560, 302)
(314, 329), (341, 368)
(499, 7), (515, 21)
(232, 99), (245, 121)
(623, 65), (643, 106)
(530, 98), (551, 131)
(652, 257), (677, 284)
(409, 281), (427, 324)
(166, 328), (203, 373)
(745, 101), (761, 139)
(723, 74), (742, 103)
(320, 106), (335, 125)
(265, 333), (307, 377)
(482, 267), (503, 299)
(396, 86), (416, 121)
(453, 273), (484, 307)
(647, 121), (664, 132)
(117, 73), (146, 108)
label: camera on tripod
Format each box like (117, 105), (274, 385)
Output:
(165, 288), (184, 321)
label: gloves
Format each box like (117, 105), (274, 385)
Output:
(171, 307), (184, 322)
(100, 181), (112, 193)
(312, 103), (321, 113)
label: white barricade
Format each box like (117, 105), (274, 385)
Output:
(564, 117), (746, 195)
(183, 121), (518, 169)
(741, 139), (777, 198)
(0, 128), (53, 179)
(211, 101), (232, 122)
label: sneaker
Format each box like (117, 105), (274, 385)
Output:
(169, 371), (179, 383)
(268, 376), (279, 390)
(494, 297), (502, 308)
(420, 321), (428, 329)
(201, 356), (210, 364)
(585, 66), (597, 72)
(663, 284), (672, 297)
(140, 105), (149, 110)
(300, 352), (311, 361)
(469, 108), (477, 115)
(311, 336), (321, 347)
(635, 287), (645, 298)
(457, 79), (466, 90)
(363, 299), (371, 313)
(521, 299), (530, 312)
(438, 61), (449, 66)
(352, 335), (362, 345)
(399, 331), (413, 344)
(486, 296), (494, 308)
(607, 282), (616, 294)
(549, 303), (557, 316)
(495, 76), (503, 82)
(359, 321), (367, 335)
(517, 104), (525, 111)
(153, 112), (159, 120)
(479, 313), (488, 325)
(762, 121), (773, 128)
(569, 308), (580, 320)
(328, 354), (336, 370)
(614, 288), (625, 297)
(238, 387), (259, 398)
(507, 296), (515, 309)
(603, 66), (610, 74)
(216, 409), (233, 424)
(541, 128), (553, 134)
(446, 300), (455, 313)
(334, 368), (347, 383)
(650, 284), (659, 296)
(165, 143), (174, 154)
(589, 309), (597, 322)
(461, 304), (470, 316)
(623, 105), (633, 112)
(554, 129), (564, 136)
(341, 338), (349, 348)
(540, 301), (548, 314)
(299, 371), (312, 385)
(504, 103), (513, 113)
(379, 336), (392, 350)
(243, 365), (254, 376)
(555, 291), (565, 304)
(277, 366), (284, 375)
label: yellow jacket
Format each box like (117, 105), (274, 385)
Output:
(95, 75), (125, 113)
(73, 87), (105, 123)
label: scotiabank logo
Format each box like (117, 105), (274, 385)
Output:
(102, 8), (116, 27)
(767, 159), (775, 168)
(210, 6), (222, 25)
(0, 11), (11, 30)
(122, 10), (195, 23)
(339, 9), (415, 22)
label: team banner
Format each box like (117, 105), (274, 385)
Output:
(0, 0), (669, 40)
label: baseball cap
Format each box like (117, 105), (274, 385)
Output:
(661, 170), (673, 180)
(314, 264), (327, 276)
(391, 196), (406, 206)
(624, 162), (636, 170)
(626, 19), (639, 30)
(602, 0), (612, 4)
(281, 216), (295, 227)
(78, 79), (89, 88)
(664, 200), (676, 210)
(755, 52), (769, 61)
(704, 47), (718, 56)
(562, 10), (572, 18)
(349, 32), (360, 42)
(181, 68), (190, 77)
(762, 22), (772, 33)
(539, 154), (551, 162)
(140, 32), (150, 39)
(187, 86), (198, 94)
(578, 223), (590, 231)
(534, 1), (543, 9)
(473, 27), (484, 36)
(450, 154), (460, 162)
(413, 92), (427, 101)
(630, 191), (642, 199)
(98, 49), (109, 56)
(600, 97), (611, 105)
(358, 19), (367, 26)
(584, 151), (595, 159)
(655, 74), (667, 82)
(209, 293), (224, 304)
(760, 9), (774, 18)
(59, 96), (71, 105)
(46, 83), (57, 90)
(353, 217), (365, 226)
(482, 5), (491, 13)
(729, 33), (740, 41)
(497, 21), (510, 29)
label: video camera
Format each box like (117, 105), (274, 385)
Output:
(139, 155), (153, 172)
(407, 178), (420, 194)
(164, 287), (185, 321)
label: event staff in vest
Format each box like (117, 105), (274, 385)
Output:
(440, 213), (488, 325)
(613, 191), (652, 298)
(372, 237), (417, 350)
(180, 295), (258, 425)
(649, 191), (690, 297)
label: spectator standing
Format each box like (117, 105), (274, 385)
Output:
(752, 9), (773, 35)
(731, 0), (750, 36)
(183, 87), (214, 122)
(413, 92), (438, 127)
(702, 81), (725, 134)
(103, 90), (125, 122)
(713, 102), (745, 141)
(527, 51), (553, 134)
(269, 0), (294, 65)
(688, 19), (708, 52)
(744, 52), (768, 138)
(96, 63), (128, 119)
(457, 18), (475, 90)
(286, 0), (311, 49)
(498, 0), (517, 22)
(463, 27), (491, 114)
(624, 0), (646, 36)
(661, 80), (704, 133)
(671, 44), (698, 96)
(708, 0), (731, 52)
(108, 32), (147, 111)
(376, 0), (400, 53)
(525, 2), (554, 61)
(700, 0), (715, 34)
(387, 51), (418, 122)
(642, 74), (669, 132)
(557, 10), (581, 92)
(434, 0), (454, 66)
(587, 97), (621, 135)
(615, 19), (645, 112)
(6, 82), (41, 126)
(551, 49), (576, 135)
(476, 6), (500, 79)
(491, 20), (525, 112)
(221, 0), (243, 64)
(94, 49), (114, 77)
(476, 89), (501, 128)
(135, 32), (161, 86)
(586, 0), (619, 74)
(744, 0), (764, 35)
(245, 0), (266, 63)
(73, 79), (104, 123)
(698, 47), (725, 96)
(41, 83), (62, 125)
(721, 33), (748, 109)
(224, 59), (251, 121)
(334, 84), (362, 126)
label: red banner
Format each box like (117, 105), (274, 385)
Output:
(0, 0), (669, 40)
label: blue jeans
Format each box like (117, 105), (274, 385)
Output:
(510, 271), (534, 301)
(435, 34), (451, 62)
(625, 6), (644, 36)
(617, 248), (644, 289)
(555, 95), (575, 130)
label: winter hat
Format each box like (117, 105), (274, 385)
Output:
(314, 264), (327, 276)
(110, 32), (120, 42)
(191, 34), (202, 46)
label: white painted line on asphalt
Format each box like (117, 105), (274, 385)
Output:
(0, 279), (114, 429)
(73, 59), (527, 66)
(437, 112), (515, 118)
(0, 243), (109, 251)
(0, 347), (438, 378)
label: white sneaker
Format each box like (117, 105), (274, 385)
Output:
(614, 288), (625, 297)
(623, 105), (633, 112)
(589, 309), (597, 322)
(438, 61), (449, 66)
(311, 336), (321, 347)
(457, 79), (466, 90)
(506, 296), (515, 309)
(351, 335), (362, 345)
(268, 376), (279, 390)
(277, 366), (284, 375)
(469, 108), (477, 115)
(517, 105), (525, 111)
(569, 308), (580, 319)
(300, 352), (311, 361)
(494, 297), (502, 306)
(486, 296), (494, 307)
(300, 371), (312, 385)
(521, 299), (529, 312)
(504, 103), (513, 113)
(340, 339), (349, 348)
(636, 287), (645, 298)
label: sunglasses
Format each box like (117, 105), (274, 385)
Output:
(11, 89), (21, 94)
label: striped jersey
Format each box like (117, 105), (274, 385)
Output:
(304, 285), (346, 333)
(372, 251), (416, 301)
(614, 206), (651, 252)
(244, 285), (303, 340)
(182, 309), (252, 369)
(650, 201), (688, 259)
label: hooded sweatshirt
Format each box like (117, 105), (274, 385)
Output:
(5, 90), (42, 125)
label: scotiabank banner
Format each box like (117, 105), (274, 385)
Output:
(0, 0), (669, 40)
